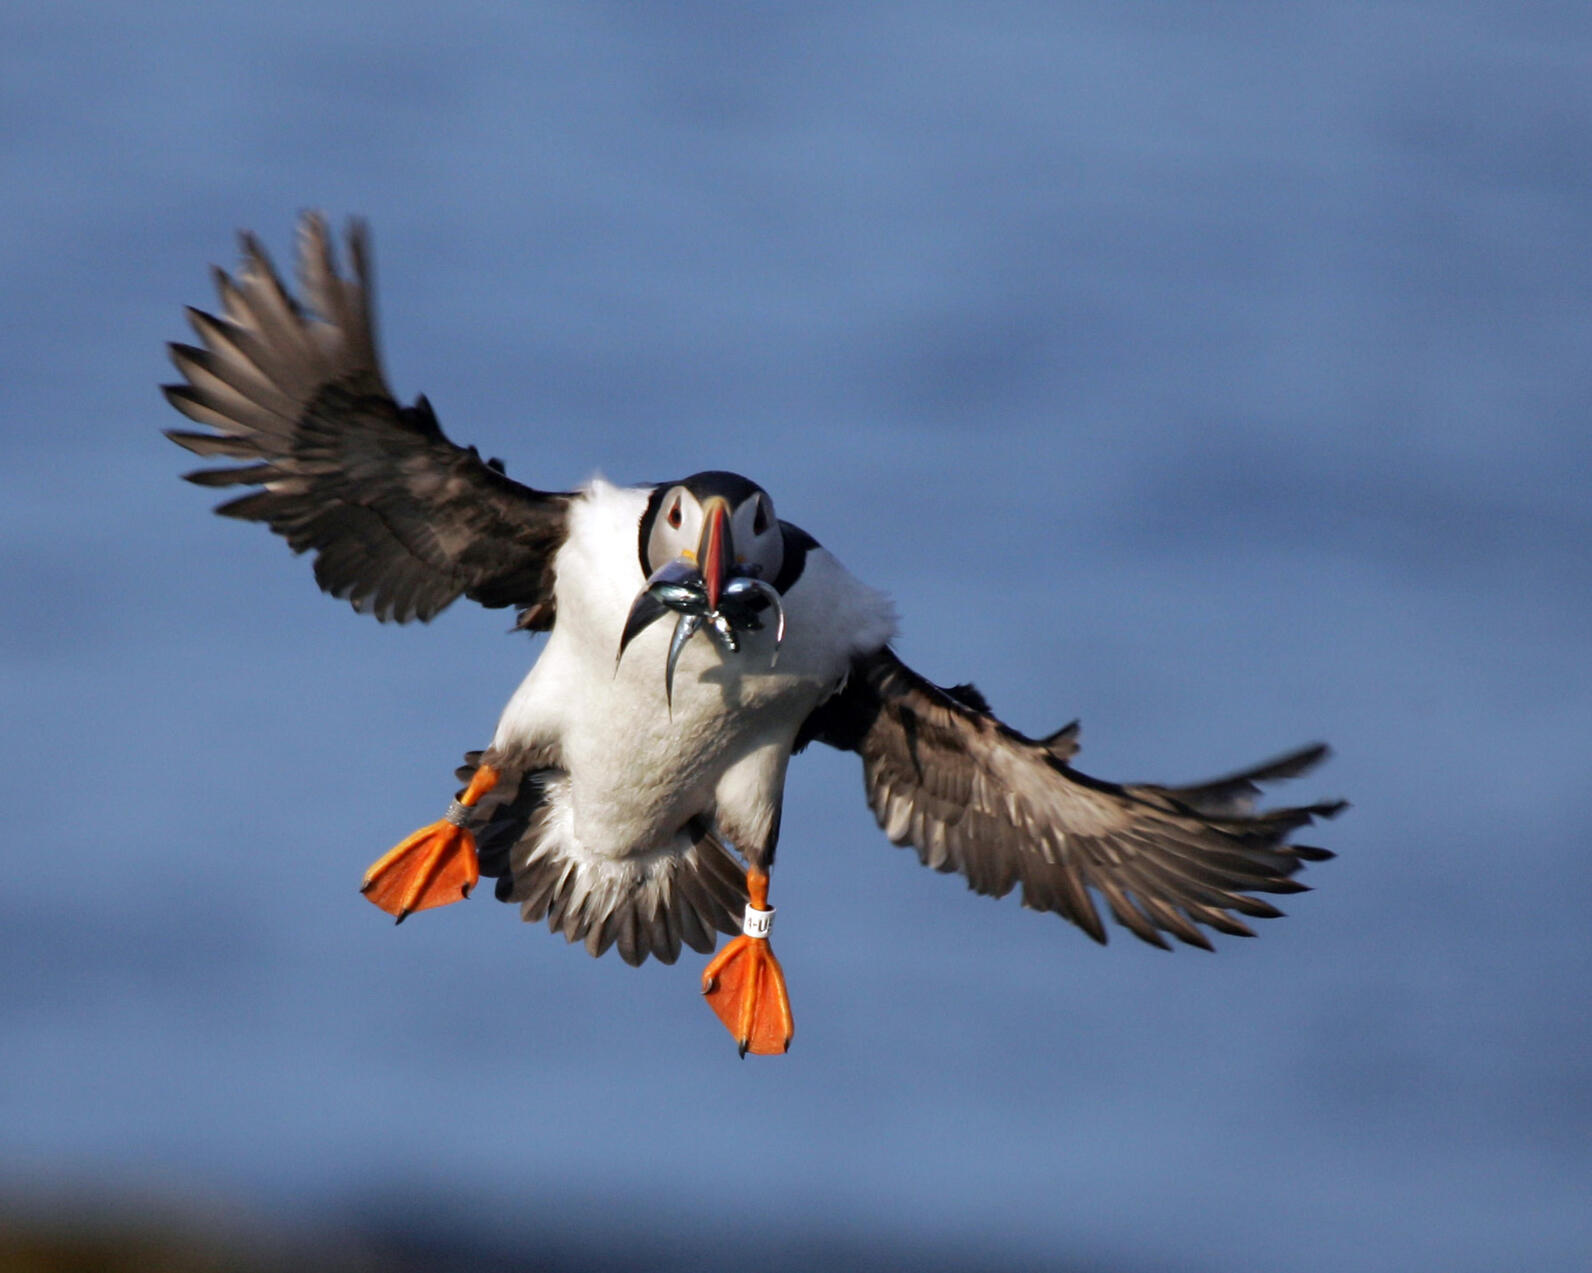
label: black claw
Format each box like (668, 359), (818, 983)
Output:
(738, 1039), (749, 1059)
(394, 910), (409, 926)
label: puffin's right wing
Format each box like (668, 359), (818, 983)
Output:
(164, 214), (570, 627)
(802, 647), (1343, 950)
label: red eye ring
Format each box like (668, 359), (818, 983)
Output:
(753, 499), (769, 536)
(667, 499), (682, 529)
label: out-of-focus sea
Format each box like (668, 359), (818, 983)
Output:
(3, 4), (1588, 1270)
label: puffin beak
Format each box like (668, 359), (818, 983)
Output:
(696, 496), (732, 612)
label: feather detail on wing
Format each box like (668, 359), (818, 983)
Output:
(802, 647), (1344, 950)
(163, 213), (570, 626)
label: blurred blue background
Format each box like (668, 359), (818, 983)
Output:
(3, 3), (1588, 1270)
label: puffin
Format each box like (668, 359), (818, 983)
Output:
(163, 215), (1343, 1056)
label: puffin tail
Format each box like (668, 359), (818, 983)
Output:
(456, 750), (749, 967)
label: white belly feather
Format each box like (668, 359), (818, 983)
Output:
(491, 479), (895, 862)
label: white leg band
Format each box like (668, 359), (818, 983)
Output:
(442, 799), (474, 827)
(742, 904), (775, 939)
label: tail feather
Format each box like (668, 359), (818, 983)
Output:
(455, 749), (746, 967)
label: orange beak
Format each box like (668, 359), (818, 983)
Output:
(696, 497), (732, 611)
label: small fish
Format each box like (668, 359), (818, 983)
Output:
(721, 576), (786, 666)
(706, 611), (740, 654)
(665, 612), (703, 709)
(617, 560), (710, 665)
(651, 582), (711, 612)
(618, 561), (786, 695)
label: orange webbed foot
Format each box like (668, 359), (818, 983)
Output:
(702, 935), (794, 1056)
(360, 821), (479, 922)
(702, 916), (794, 1057)
(360, 765), (497, 923)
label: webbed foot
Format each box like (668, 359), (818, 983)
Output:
(360, 821), (479, 922)
(702, 934), (794, 1056)
(701, 870), (793, 1056)
(359, 765), (498, 923)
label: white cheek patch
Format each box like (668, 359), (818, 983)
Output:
(647, 487), (703, 569)
(729, 499), (783, 581)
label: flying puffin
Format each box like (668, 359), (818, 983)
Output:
(163, 215), (1343, 1056)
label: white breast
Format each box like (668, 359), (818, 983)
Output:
(491, 478), (896, 860)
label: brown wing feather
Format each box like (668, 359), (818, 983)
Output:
(163, 214), (570, 626)
(803, 647), (1344, 950)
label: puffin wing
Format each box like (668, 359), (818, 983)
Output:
(804, 646), (1344, 950)
(164, 214), (570, 626)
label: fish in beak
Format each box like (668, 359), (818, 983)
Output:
(616, 495), (785, 707)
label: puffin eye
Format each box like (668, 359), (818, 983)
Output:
(752, 498), (769, 536)
(667, 498), (682, 529)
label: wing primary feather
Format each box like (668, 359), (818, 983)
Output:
(164, 214), (572, 627)
(807, 646), (1341, 949)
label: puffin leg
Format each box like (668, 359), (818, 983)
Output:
(701, 869), (794, 1057)
(360, 764), (499, 923)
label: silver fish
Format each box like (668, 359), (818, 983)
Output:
(664, 612), (703, 710)
(617, 561), (711, 666)
(618, 561), (787, 696)
(721, 576), (786, 667)
(651, 581), (710, 612)
(706, 611), (740, 654)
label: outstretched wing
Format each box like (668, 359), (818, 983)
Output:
(163, 214), (571, 626)
(802, 647), (1344, 950)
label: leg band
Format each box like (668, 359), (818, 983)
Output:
(742, 904), (775, 939)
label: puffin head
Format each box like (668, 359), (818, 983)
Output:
(618, 471), (787, 702)
(642, 471), (784, 605)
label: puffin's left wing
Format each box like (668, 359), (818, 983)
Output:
(164, 214), (570, 626)
(803, 647), (1343, 950)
